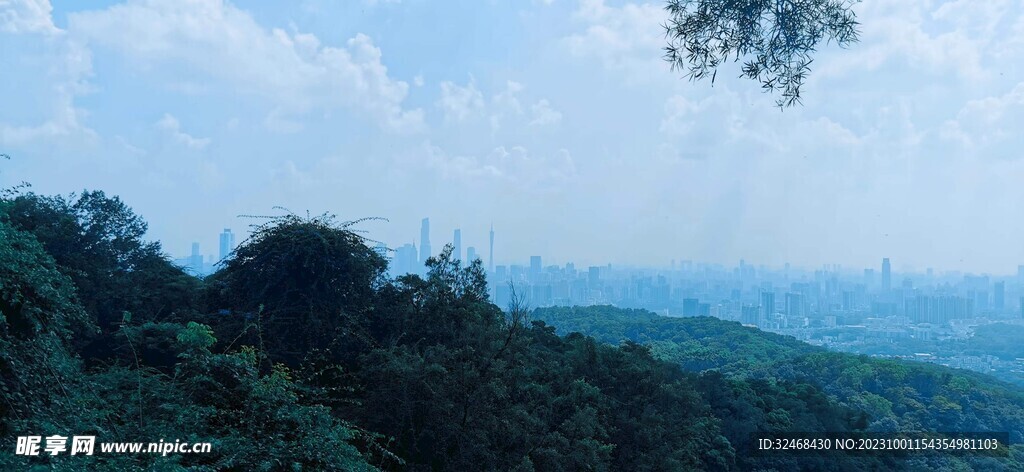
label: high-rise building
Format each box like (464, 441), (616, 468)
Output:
(864, 268), (875, 289)
(218, 228), (235, 261)
(741, 305), (760, 325)
(881, 258), (891, 292)
(995, 281), (1006, 311)
(488, 224), (494, 273)
(189, 242), (202, 275)
(975, 291), (989, 311)
(785, 292), (803, 317)
(841, 291), (856, 311)
(530, 256), (542, 281)
(392, 243), (418, 277)
(453, 229), (462, 263)
(466, 246), (477, 264)
(697, 303), (711, 317)
(419, 218), (431, 265)
(682, 298), (699, 317)
(906, 295), (975, 324)
(588, 266), (601, 288)
(760, 291), (775, 326)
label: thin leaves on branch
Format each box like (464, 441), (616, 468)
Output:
(663, 0), (860, 108)
(236, 208), (389, 249)
(1, 153), (32, 198)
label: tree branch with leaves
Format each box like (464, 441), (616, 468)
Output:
(664, 0), (860, 108)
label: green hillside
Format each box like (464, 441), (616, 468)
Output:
(2, 188), (1021, 470)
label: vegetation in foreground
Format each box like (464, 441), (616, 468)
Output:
(2, 187), (1022, 470)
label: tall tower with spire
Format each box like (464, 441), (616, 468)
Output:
(419, 218), (431, 268)
(488, 224), (494, 273)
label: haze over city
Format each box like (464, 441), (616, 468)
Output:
(4, 0), (1024, 273)
(7, 1), (1024, 469)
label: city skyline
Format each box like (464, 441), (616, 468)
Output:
(5, 1), (1024, 274)
(174, 220), (1024, 278)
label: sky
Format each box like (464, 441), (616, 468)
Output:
(2, 0), (1024, 274)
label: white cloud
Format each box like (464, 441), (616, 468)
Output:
(436, 78), (563, 132)
(815, 0), (1022, 83)
(0, 0), (58, 34)
(940, 82), (1024, 158)
(437, 79), (485, 122)
(529, 99), (562, 127)
(156, 113), (210, 150)
(68, 0), (424, 132)
(493, 80), (525, 115)
(563, 0), (666, 78)
(1, 99), (92, 145)
(419, 142), (576, 187)
(0, 2), (94, 147)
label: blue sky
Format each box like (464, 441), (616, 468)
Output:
(2, 0), (1024, 274)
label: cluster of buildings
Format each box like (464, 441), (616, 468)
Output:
(483, 255), (1024, 330)
(370, 219), (1024, 336)
(179, 222), (1024, 335)
(176, 221), (1024, 383)
(388, 218), (494, 279)
(175, 228), (236, 276)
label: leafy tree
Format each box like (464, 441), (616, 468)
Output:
(2, 191), (201, 334)
(205, 213), (388, 366)
(7, 183), (1024, 470)
(0, 220), (93, 437)
(664, 0), (861, 107)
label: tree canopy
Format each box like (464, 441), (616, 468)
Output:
(3, 184), (1022, 470)
(664, 0), (860, 107)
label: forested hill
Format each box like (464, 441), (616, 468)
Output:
(530, 305), (819, 373)
(533, 306), (1024, 449)
(2, 187), (1022, 470)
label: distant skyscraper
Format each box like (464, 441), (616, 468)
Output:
(419, 218), (431, 265)
(588, 266), (600, 288)
(995, 281), (1006, 311)
(453, 229), (462, 263)
(218, 228), (235, 261)
(530, 256), (542, 281)
(488, 224), (494, 273)
(760, 291), (775, 326)
(741, 305), (760, 325)
(189, 242), (202, 275)
(697, 303), (711, 317)
(392, 243), (418, 277)
(881, 258), (891, 292)
(466, 246), (477, 264)
(682, 298), (699, 317)
(785, 292), (803, 317)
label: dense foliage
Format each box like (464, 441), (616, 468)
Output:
(534, 306), (1024, 470)
(664, 0), (860, 107)
(2, 186), (1022, 469)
